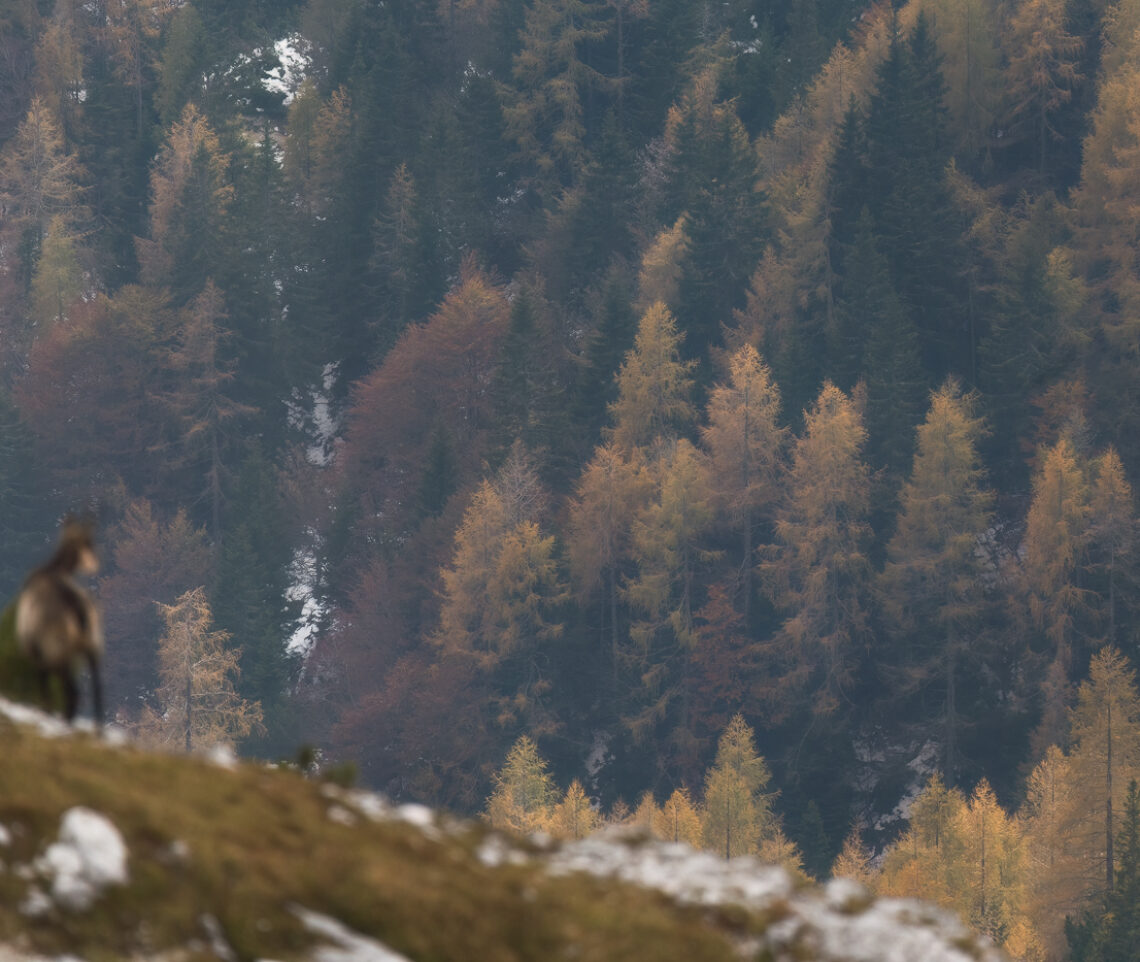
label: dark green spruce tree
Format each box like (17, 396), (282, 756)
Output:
(0, 392), (55, 601)
(489, 286), (573, 486)
(827, 98), (869, 276)
(416, 423), (458, 519)
(210, 449), (299, 756)
(837, 212), (925, 479)
(864, 12), (966, 380)
(669, 85), (767, 373)
(574, 269), (639, 446)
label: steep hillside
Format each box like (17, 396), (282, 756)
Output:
(0, 702), (997, 962)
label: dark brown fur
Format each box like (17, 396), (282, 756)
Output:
(15, 520), (104, 725)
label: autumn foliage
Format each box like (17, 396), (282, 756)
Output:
(6, 4), (1140, 958)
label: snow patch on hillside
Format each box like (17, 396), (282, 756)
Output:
(0, 699), (72, 739)
(36, 808), (129, 912)
(550, 834), (794, 909)
(264, 35), (311, 105)
(288, 362), (341, 468)
(872, 740), (940, 833)
(547, 833), (999, 962)
(287, 529), (327, 657)
(584, 731), (612, 794)
(291, 906), (412, 962)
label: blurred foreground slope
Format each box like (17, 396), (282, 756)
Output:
(0, 701), (1001, 962)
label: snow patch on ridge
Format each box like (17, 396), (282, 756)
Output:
(37, 808), (128, 911)
(0, 698), (72, 739)
(546, 833), (1000, 962)
(291, 906), (412, 962)
(549, 835), (795, 910)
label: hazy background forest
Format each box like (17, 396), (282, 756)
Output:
(3, 0), (1140, 955)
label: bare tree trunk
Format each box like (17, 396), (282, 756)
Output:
(945, 619), (958, 787)
(1108, 698), (1115, 891)
(610, 563), (619, 685)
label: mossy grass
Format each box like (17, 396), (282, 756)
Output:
(0, 603), (44, 705)
(0, 721), (742, 961)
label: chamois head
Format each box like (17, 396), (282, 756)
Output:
(52, 517), (99, 577)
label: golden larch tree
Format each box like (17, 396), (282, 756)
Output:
(1022, 437), (1092, 682)
(567, 442), (654, 675)
(700, 715), (775, 860)
(0, 97), (86, 256)
(1072, 62), (1140, 355)
(1021, 744), (1083, 959)
(29, 215), (84, 329)
(102, 0), (179, 133)
(700, 344), (786, 622)
(623, 438), (714, 743)
(136, 103), (233, 294)
(433, 450), (566, 732)
(484, 734), (556, 834)
(138, 586), (263, 753)
(630, 790), (659, 834)
(922, 0), (1002, 158)
(831, 824), (876, 885)
(606, 301), (696, 453)
(763, 382), (872, 717)
(880, 379), (993, 783)
(876, 774), (967, 908)
(550, 780), (599, 840)
(1065, 647), (1140, 898)
(1088, 448), (1136, 649)
(636, 217), (687, 312)
(999, 0), (1082, 173)
(32, 11), (85, 137)
(501, 0), (612, 195)
(655, 787), (703, 846)
(287, 83), (353, 218)
(953, 779), (1027, 945)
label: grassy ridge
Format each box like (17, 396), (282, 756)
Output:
(0, 721), (744, 962)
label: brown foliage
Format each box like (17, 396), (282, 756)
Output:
(339, 260), (510, 534)
(16, 287), (179, 505)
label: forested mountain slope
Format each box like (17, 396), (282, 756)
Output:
(1, 0), (1140, 956)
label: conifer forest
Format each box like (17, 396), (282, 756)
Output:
(6, 0), (1140, 955)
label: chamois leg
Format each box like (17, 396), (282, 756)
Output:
(36, 668), (53, 715)
(60, 670), (78, 723)
(87, 650), (103, 728)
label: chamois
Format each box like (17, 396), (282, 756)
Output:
(15, 519), (104, 725)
